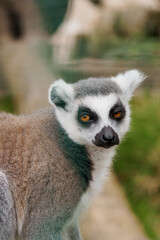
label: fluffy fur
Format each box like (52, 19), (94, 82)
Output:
(0, 70), (145, 240)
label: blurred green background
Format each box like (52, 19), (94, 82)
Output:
(0, 0), (160, 239)
(115, 93), (160, 240)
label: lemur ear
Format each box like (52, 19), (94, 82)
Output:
(112, 70), (146, 101)
(48, 79), (74, 111)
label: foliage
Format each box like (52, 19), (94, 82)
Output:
(114, 92), (160, 240)
(73, 31), (160, 62)
(34, 0), (69, 34)
(102, 38), (160, 62)
(0, 95), (15, 113)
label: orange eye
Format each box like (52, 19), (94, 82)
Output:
(80, 114), (90, 122)
(113, 112), (122, 118)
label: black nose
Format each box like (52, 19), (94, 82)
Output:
(101, 127), (116, 144)
(93, 126), (119, 149)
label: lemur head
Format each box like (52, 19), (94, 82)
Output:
(49, 70), (145, 149)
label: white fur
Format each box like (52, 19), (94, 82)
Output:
(111, 69), (146, 101)
(82, 147), (115, 202)
(48, 79), (74, 111)
(66, 147), (115, 229)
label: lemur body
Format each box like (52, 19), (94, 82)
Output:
(0, 70), (145, 240)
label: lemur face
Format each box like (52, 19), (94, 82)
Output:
(74, 94), (129, 149)
(49, 70), (145, 149)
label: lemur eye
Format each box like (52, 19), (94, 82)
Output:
(78, 106), (98, 126)
(113, 111), (122, 119)
(110, 102), (126, 121)
(80, 114), (91, 122)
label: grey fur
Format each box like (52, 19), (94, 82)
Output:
(73, 77), (122, 98)
(0, 109), (89, 240)
(0, 171), (17, 240)
(63, 224), (82, 240)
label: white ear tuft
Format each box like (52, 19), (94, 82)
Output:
(112, 69), (146, 101)
(48, 79), (74, 111)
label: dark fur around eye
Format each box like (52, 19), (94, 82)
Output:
(109, 102), (126, 121)
(77, 106), (98, 127)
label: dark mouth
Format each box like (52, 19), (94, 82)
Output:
(92, 138), (119, 149)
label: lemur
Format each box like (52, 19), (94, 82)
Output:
(0, 70), (145, 240)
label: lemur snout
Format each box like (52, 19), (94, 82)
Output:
(93, 126), (119, 149)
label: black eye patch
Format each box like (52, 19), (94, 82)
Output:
(109, 102), (126, 121)
(77, 106), (98, 127)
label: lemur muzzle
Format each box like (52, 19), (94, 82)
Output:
(93, 126), (119, 149)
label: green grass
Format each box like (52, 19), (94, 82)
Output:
(114, 92), (160, 240)
(0, 95), (15, 113)
(74, 35), (160, 63)
(102, 38), (160, 62)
